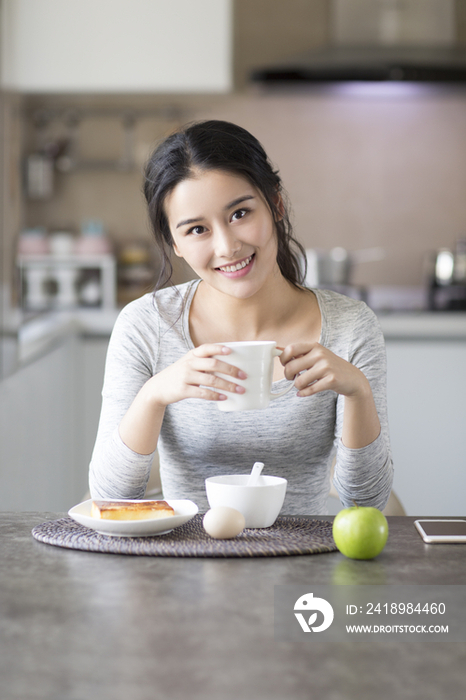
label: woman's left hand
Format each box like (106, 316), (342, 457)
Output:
(280, 342), (381, 448)
(280, 342), (369, 399)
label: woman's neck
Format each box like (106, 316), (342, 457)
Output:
(190, 273), (315, 345)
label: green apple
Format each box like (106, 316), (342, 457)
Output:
(332, 504), (388, 560)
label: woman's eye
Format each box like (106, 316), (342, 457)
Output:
(188, 225), (206, 236)
(231, 208), (248, 221)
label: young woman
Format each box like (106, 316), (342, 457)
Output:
(89, 120), (393, 514)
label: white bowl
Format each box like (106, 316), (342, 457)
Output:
(205, 475), (287, 528)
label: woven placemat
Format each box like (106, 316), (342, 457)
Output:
(32, 514), (337, 558)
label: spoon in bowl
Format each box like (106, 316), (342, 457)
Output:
(247, 461), (264, 487)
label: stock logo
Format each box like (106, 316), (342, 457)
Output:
(294, 593), (334, 633)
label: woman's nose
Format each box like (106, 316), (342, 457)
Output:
(213, 227), (241, 259)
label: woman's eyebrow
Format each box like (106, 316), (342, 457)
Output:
(176, 216), (203, 229)
(224, 194), (255, 210)
(175, 195), (255, 229)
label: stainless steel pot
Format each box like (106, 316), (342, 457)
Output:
(305, 247), (385, 286)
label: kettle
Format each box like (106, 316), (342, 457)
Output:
(433, 240), (466, 286)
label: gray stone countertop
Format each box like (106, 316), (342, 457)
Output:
(10, 298), (466, 373)
(17, 308), (119, 365)
(1, 512), (465, 700)
(377, 311), (466, 340)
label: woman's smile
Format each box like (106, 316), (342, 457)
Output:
(215, 253), (255, 277)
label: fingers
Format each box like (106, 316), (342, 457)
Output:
(191, 366), (246, 396)
(295, 374), (333, 397)
(153, 344), (249, 407)
(280, 342), (323, 379)
(281, 342), (366, 398)
(279, 342), (320, 366)
(192, 355), (247, 387)
(192, 343), (231, 358)
(186, 346), (247, 400)
(182, 383), (229, 402)
(280, 342), (343, 395)
(191, 344), (246, 378)
(194, 355), (246, 380)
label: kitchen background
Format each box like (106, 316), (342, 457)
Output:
(1, 0), (465, 516)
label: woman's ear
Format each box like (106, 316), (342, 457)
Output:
(274, 191), (285, 222)
(172, 241), (183, 258)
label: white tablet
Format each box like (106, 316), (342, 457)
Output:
(414, 519), (466, 543)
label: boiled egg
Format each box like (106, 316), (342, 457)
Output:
(203, 506), (246, 539)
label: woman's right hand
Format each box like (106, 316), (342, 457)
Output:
(119, 344), (245, 455)
(147, 344), (247, 408)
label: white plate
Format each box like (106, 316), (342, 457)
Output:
(68, 499), (198, 537)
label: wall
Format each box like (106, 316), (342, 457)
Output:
(7, 0), (466, 291)
(21, 86), (466, 288)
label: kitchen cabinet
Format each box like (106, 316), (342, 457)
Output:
(0, 335), (82, 511)
(0, 332), (110, 511)
(385, 338), (466, 516)
(80, 337), (109, 478)
(0, 324), (164, 511)
(1, 0), (232, 93)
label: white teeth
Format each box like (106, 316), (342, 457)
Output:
(219, 255), (253, 272)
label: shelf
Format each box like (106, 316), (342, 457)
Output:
(17, 254), (117, 311)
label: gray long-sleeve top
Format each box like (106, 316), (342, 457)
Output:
(89, 280), (394, 514)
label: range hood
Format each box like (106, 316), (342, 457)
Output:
(251, 0), (466, 84)
(251, 44), (466, 84)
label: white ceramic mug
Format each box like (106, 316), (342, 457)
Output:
(215, 341), (294, 411)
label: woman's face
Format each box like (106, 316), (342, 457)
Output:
(164, 169), (280, 300)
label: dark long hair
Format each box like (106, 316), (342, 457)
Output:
(143, 120), (306, 290)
